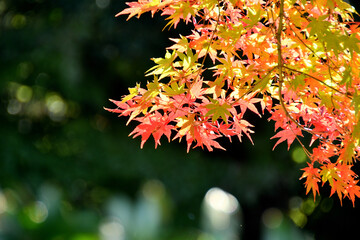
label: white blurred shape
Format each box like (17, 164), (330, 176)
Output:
(39, 183), (61, 217)
(132, 180), (165, 238)
(202, 187), (241, 240)
(105, 195), (132, 231)
(103, 180), (170, 239)
(7, 99), (21, 115)
(100, 217), (125, 240)
(205, 188), (239, 215)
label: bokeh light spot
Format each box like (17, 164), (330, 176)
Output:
(0, 1), (6, 15)
(46, 93), (67, 121)
(3, 189), (19, 214)
(11, 13), (26, 29)
(7, 99), (22, 115)
(262, 208), (283, 229)
(301, 198), (316, 215)
(26, 201), (48, 224)
(16, 85), (33, 103)
(202, 187), (240, 231)
(0, 191), (7, 214)
(289, 209), (307, 228)
(99, 217), (125, 240)
(205, 188), (239, 214)
(291, 147), (307, 164)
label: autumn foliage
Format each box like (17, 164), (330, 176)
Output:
(106, 0), (360, 205)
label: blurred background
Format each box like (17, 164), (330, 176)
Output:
(1, 0), (360, 239)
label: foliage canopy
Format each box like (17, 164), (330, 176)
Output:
(106, 0), (360, 205)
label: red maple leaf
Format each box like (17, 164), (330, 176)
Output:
(130, 111), (173, 149)
(270, 123), (303, 150)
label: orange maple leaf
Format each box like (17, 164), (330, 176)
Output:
(300, 163), (321, 200)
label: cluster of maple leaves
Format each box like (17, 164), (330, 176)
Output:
(106, 0), (360, 205)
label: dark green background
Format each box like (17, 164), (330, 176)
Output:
(1, 0), (360, 239)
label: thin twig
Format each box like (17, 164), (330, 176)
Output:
(283, 66), (352, 99)
(276, 0), (320, 141)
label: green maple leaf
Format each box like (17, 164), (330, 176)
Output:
(177, 48), (199, 71)
(323, 30), (344, 55)
(351, 90), (360, 117)
(252, 72), (273, 92)
(292, 75), (306, 90)
(121, 83), (141, 102)
(163, 81), (185, 96)
(142, 76), (161, 101)
(146, 50), (177, 80)
(353, 118), (360, 140)
(205, 99), (232, 123)
(307, 16), (330, 38)
(343, 33), (360, 54)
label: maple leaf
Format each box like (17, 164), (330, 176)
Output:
(329, 180), (345, 205)
(338, 138), (356, 165)
(320, 163), (344, 200)
(270, 124), (303, 150)
(130, 111), (173, 149)
(205, 99), (232, 123)
(191, 125), (225, 152)
(217, 122), (237, 139)
(189, 79), (204, 99)
(173, 114), (225, 152)
(236, 97), (263, 117)
(232, 117), (254, 144)
(300, 163), (321, 201)
(116, 0), (174, 20)
(332, 163), (360, 206)
(168, 35), (190, 53)
(162, 1), (197, 28)
(104, 99), (129, 114)
(346, 182), (360, 207)
(163, 81), (186, 96)
(146, 51), (178, 80)
(121, 83), (141, 103)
